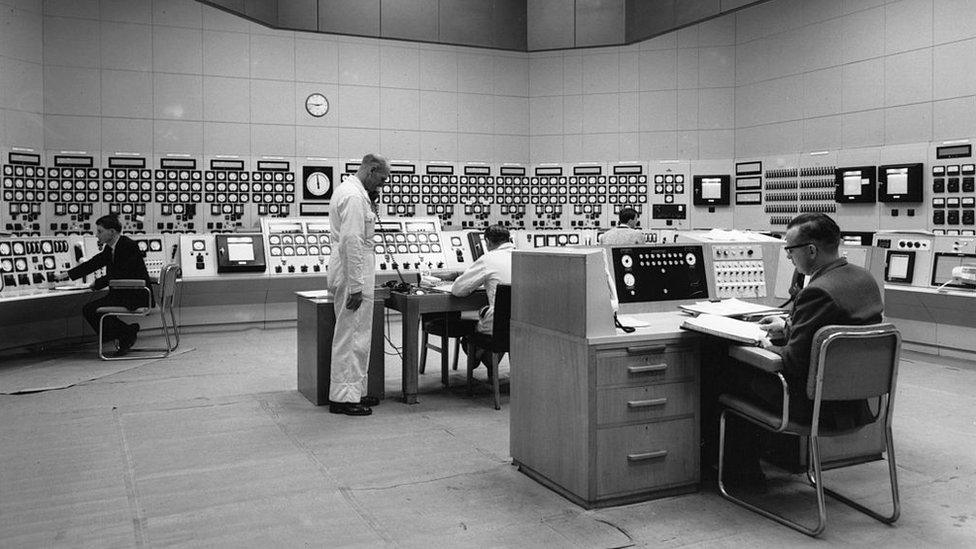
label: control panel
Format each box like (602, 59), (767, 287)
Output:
(262, 218), (331, 276)
(873, 231), (934, 286)
(611, 245), (708, 303)
(373, 217), (447, 273)
(931, 235), (976, 288)
(529, 171), (568, 230)
(931, 163), (975, 230)
(510, 229), (596, 250)
(0, 235), (86, 294)
(441, 230), (476, 270)
(102, 157), (152, 233)
(179, 234), (217, 277)
(709, 244), (767, 299)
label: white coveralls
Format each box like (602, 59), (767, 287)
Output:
(328, 175), (377, 403)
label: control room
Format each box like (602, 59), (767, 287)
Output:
(1, 0), (974, 547)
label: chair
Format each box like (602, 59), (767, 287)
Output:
(98, 263), (181, 361)
(718, 323), (901, 537)
(465, 284), (511, 410)
(419, 312), (478, 383)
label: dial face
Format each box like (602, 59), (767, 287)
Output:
(305, 172), (331, 197)
(305, 93), (329, 117)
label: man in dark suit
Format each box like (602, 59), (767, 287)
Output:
(724, 213), (883, 484)
(55, 214), (153, 356)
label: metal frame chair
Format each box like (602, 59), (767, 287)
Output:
(98, 263), (180, 360)
(718, 323), (901, 537)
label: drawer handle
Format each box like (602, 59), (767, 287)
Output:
(626, 345), (666, 355)
(627, 450), (668, 462)
(627, 363), (667, 374)
(627, 398), (668, 408)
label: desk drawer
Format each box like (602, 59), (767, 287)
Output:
(596, 345), (697, 387)
(597, 382), (696, 426)
(596, 418), (698, 496)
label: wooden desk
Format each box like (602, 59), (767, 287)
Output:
(384, 290), (487, 404)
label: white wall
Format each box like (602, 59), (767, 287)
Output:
(529, 0), (976, 162)
(5, 0), (976, 165)
(0, 0), (43, 150)
(7, 0), (529, 164)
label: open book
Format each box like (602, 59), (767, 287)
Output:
(681, 313), (769, 346)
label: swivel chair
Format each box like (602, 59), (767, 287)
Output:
(718, 323), (901, 536)
(465, 284), (511, 410)
(98, 263), (181, 360)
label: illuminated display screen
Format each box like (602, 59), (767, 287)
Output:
(884, 251), (914, 283)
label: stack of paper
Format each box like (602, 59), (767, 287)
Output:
(679, 298), (783, 318)
(681, 313), (768, 346)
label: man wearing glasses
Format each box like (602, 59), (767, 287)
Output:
(327, 153), (390, 416)
(723, 213), (883, 485)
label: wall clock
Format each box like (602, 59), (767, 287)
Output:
(305, 93), (329, 117)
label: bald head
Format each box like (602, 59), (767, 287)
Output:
(356, 153), (390, 193)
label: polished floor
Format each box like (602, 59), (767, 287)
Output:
(1, 320), (974, 548)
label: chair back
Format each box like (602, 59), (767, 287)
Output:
(157, 263), (180, 311)
(808, 323), (900, 403)
(492, 284), (512, 351)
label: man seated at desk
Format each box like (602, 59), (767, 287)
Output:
(723, 212), (883, 484)
(54, 214), (153, 356)
(428, 224), (515, 367)
(598, 207), (644, 245)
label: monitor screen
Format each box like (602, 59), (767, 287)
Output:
(834, 166), (876, 203)
(215, 234), (266, 273)
(884, 251), (914, 283)
(692, 175), (731, 206)
(611, 245), (708, 303)
(931, 253), (976, 287)
(878, 163), (923, 203)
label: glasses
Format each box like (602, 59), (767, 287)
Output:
(784, 242), (814, 256)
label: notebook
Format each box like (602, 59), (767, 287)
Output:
(681, 313), (769, 346)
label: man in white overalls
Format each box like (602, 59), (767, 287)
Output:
(328, 153), (390, 416)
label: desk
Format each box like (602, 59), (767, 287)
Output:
(384, 290), (487, 404)
(0, 288), (103, 351)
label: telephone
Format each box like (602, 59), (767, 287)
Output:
(936, 264), (976, 292)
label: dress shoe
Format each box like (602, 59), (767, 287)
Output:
(115, 325), (139, 356)
(329, 401), (372, 416)
(360, 395), (380, 407)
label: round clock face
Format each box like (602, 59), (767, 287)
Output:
(305, 93), (329, 117)
(306, 171), (331, 197)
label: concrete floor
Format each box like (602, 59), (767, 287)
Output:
(1, 321), (974, 548)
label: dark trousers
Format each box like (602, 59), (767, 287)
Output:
(82, 290), (149, 342)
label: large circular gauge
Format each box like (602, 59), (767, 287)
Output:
(269, 235), (281, 245)
(1, 258), (12, 272)
(270, 246), (282, 256)
(296, 246), (307, 256)
(12, 242), (25, 255)
(307, 235), (318, 245)
(192, 240), (206, 251)
(295, 235), (306, 245)
(137, 241), (149, 252)
(0, 242), (11, 255)
(283, 247), (295, 256)
(623, 273), (636, 287)
(14, 258), (28, 271)
(43, 257), (55, 269)
(374, 244), (385, 254)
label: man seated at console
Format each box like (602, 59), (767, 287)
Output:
(723, 212), (883, 485)
(598, 207), (644, 245)
(427, 225), (515, 369)
(54, 214), (154, 356)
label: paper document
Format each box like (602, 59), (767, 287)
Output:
(681, 314), (769, 346)
(679, 298), (783, 318)
(428, 282), (456, 293)
(616, 314), (650, 328)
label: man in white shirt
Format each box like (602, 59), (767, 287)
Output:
(598, 207), (644, 245)
(448, 225), (515, 336)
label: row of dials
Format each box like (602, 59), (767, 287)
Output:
(387, 174), (649, 185)
(0, 240), (69, 255)
(268, 234), (330, 246)
(269, 245), (331, 257)
(371, 233), (441, 244)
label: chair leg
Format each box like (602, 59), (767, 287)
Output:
(440, 333), (449, 387)
(490, 353), (502, 410)
(97, 314), (109, 360)
(419, 330), (428, 374)
(718, 408), (827, 537)
(466, 342), (477, 397)
(813, 424), (901, 524)
(169, 307), (180, 351)
(452, 338), (461, 371)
